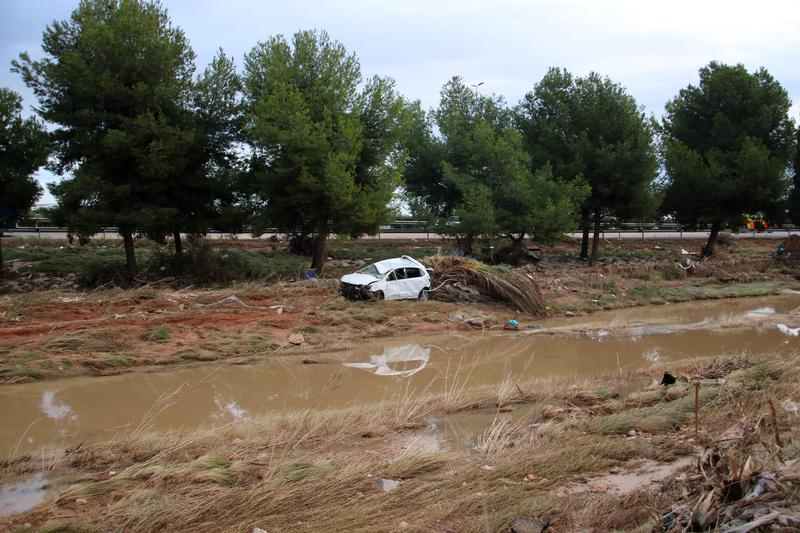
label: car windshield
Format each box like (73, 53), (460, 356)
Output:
(357, 263), (381, 278)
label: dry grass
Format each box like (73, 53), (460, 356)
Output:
(1, 353), (798, 532)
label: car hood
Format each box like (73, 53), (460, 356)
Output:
(340, 273), (380, 286)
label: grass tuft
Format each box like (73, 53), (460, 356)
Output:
(384, 451), (448, 479)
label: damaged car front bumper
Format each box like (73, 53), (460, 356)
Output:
(340, 281), (375, 301)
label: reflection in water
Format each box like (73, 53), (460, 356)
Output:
(342, 344), (431, 377)
(585, 329), (609, 340)
(777, 323), (800, 336)
(40, 391), (74, 421)
(0, 472), (48, 517)
(212, 393), (248, 420)
(746, 307), (776, 318)
(642, 349), (662, 362)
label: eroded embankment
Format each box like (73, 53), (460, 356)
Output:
(3, 294), (800, 459)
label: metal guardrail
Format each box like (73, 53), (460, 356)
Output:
(5, 223), (800, 238)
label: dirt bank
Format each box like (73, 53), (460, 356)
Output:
(1, 237), (799, 384)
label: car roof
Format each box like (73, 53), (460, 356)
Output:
(372, 257), (424, 274)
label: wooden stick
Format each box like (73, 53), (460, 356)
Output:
(694, 382), (700, 437)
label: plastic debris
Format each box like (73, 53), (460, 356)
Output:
(377, 477), (400, 492)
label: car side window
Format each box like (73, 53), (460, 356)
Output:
(405, 268), (422, 279)
(386, 270), (397, 281)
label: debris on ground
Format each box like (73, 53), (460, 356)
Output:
(287, 333), (305, 345)
(376, 477), (400, 492)
(425, 256), (544, 315)
(508, 515), (550, 533)
(679, 257), (696, 273)
(448, 312), (493, 329)
(192, 295), (262, 309)
(785, 234), (800, 257)
(658, 407), (800, 531)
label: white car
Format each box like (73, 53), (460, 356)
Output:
(340, 255), (432, 301)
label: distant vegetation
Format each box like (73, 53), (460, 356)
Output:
(1, 0), (797, 281)
(4, 239), (445, 287)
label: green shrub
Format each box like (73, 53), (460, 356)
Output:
(140, 326), (170, 342)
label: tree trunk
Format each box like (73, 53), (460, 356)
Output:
(579, 209), (590, 260)
(701, 221), (721, 259)
(122, 230), (137, 275)
(310, 219), (328, 276)
(173, 230), (183, 256)
(589, 211), (602, 266)
(461, 234), (474, 256)
(0, 231), (4, 280)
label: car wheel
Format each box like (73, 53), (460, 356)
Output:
(373, 290), (385, 301)
(418, 288), (429, 301)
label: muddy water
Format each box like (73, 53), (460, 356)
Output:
(0, 473), (52, 516)
(537, 292), (800, 328)
(2, 295), (799, 459)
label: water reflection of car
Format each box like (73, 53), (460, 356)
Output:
(340, 255), (432, 301)
(342, 344), (431, 377)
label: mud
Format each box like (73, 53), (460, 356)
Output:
(555, 456), (695, 496)
(2, 295), (800, 458)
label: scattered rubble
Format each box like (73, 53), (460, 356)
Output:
(659, 408), (800, 531)
(376, 477), (400, 492)
(447, 312), (493, 329)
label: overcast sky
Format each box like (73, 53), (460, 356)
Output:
(2, 0), (799, 205)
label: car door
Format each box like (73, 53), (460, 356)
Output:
(403, 267), (425, 298)
(384, 267), (425, 299)
(382, 269), (405, 299)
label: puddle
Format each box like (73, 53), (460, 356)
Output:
(556, 456), (694, 497)
(433, 404), (545, 452)
(1, 295), (799, 457)
(0, 472), (50, 516)
(537, 294), (800, 329)
(745, 307), (776, 318)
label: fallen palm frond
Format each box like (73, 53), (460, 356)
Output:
(425, 256), (544, 315)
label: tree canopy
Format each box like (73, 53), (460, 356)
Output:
(516, 68), (658, 264)
(785, 126), (800, 226)
(662, 61), (796, 256)
(242, 30), (405, 272)
(13, 0), (197, 273)
(152, 49), (245, 255)
(0, 88), (49, 276)
(404, 77), (587, 255)
(9, 1), (799, 277)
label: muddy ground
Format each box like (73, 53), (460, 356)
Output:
(1, 237), (800, 531)
(1, 236), (799, 384)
